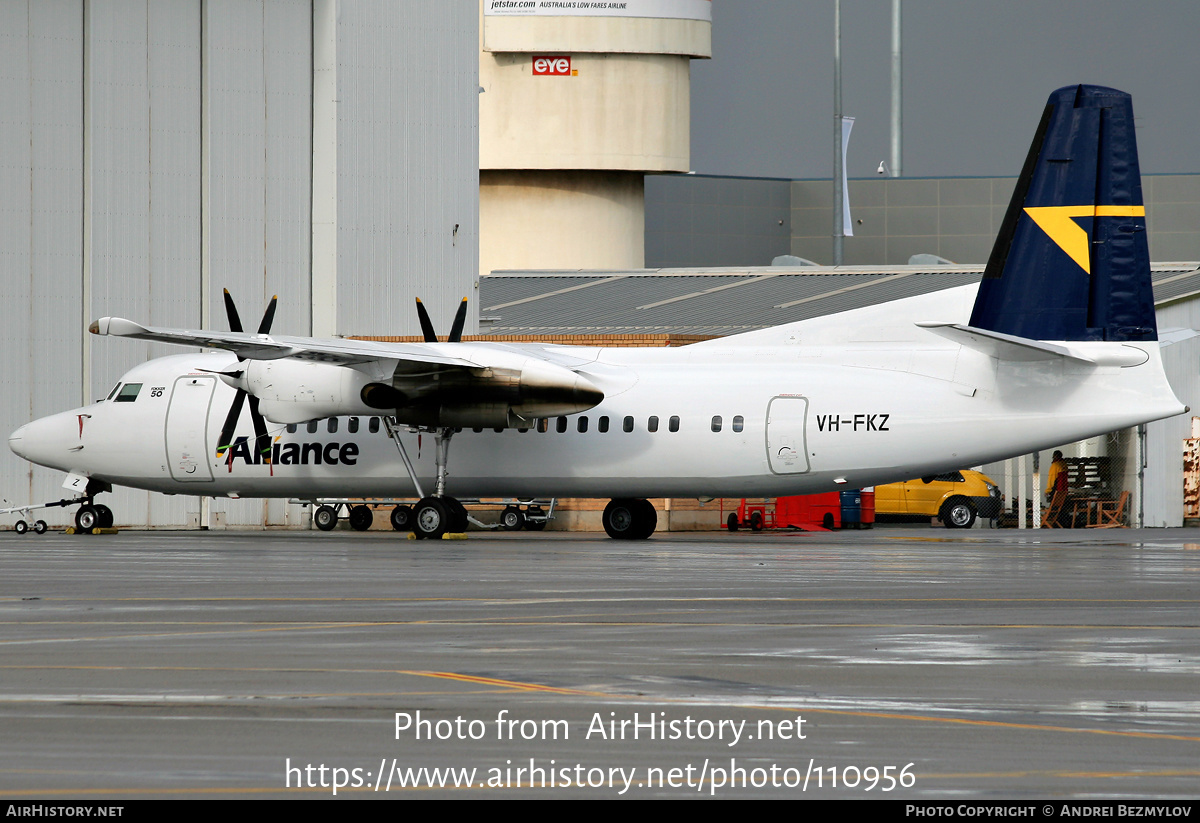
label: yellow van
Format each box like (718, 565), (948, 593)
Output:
(875, 470), (1002, 528)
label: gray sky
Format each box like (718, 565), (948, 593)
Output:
(690, 0), (1200, 179)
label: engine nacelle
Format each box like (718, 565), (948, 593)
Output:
(238, 353), (604, 428)
(243, 360), (378, 424)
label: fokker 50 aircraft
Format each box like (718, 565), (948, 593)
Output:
(7, 85), (1187, 539)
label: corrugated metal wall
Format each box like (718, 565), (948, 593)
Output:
(203, 0), (313, 528)
(83, 0), (201, 527)
(0, 0), (479, 528)
(0, 0), (85, 519)
(320, 0), (479, 339)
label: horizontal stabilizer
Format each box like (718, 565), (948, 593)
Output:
(917, 322), (1148, 366)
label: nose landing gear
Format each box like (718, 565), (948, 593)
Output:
(74, 503), (114, 532)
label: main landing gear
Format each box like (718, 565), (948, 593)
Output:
(602, 498), (657, 540)
(384, 419), (468, 540)
(381, 418), (658, 541)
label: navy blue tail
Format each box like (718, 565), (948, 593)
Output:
(969, 85), (1156, 342)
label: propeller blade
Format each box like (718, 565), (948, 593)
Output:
(447, 297), (469, 343)
(223, 289), (243, 333)
(215, 389), (246, 457)
(257, 295), (278, 335)
(248, 395), (271, 465)
(217, 290), (275, 465)
(415, 298), (438, 343)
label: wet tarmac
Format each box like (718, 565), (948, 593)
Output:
(1, 526), (1198, 798)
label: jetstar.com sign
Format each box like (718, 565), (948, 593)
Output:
(533, 56), (572, 76)
(486, 0), (711, 21)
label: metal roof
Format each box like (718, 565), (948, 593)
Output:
(479, 263), (1200, 336)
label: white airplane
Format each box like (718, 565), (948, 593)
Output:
(7, 85), (1187, 539)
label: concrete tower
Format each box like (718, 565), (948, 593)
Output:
(479, 0), (711, 276)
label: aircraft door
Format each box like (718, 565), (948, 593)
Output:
(765, 396), (811, 474)
(165, 376), (216, 482)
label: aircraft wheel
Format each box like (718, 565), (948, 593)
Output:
(727, 513), (739, 532)
(349, 505), (374, 532)
(500, 506), (525, 531)
(632, 499), (657, 539)
(314, 505), (338, 531)
(749, 511), (764, 531)
(34, 520), (47, 535)
(413, 497), (450, 539)
(14, 520), (28, 535)
(75, 505), (99, 532)
(445, 498), (469, 532)
(941, 498), (976, 529)
(95, 504), (113, 529)
(603, 498), (656, 540)
(390, 505), (413, 532)
(602, 499), (636, 539)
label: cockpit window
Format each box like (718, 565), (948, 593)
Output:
(106, 383), (122, 401)
(114, 383), (143, 403)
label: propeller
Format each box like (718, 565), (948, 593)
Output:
(215, 289), (277, 466)
(415, 297), (469, 343)
(357, 297), (469, 412)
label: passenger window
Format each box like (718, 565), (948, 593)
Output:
(327, 418), (338, 433)
(307, 420), (319, 433)
(493, 427), (504, 433)
(348, 417), (359, 434)
(711, 415), (722, 432)
(578, 416), (588, 433)
(623, 416), (634, 432)
(517, 427), (529, 433)
(369, 417), (380, 433)
(472, 427), (483, 433)
(648, 416), (659, 433)
(556, 417), (567, 433)
(287, 423), (297, 434)
(669, 416), (679, 432)
(537, 418), (549, 433)
(733, 415), (744, 433)
(598, 416), (609, 433)
(114, 383), (143, 403)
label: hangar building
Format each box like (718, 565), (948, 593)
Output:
(1, 0), (478, 529)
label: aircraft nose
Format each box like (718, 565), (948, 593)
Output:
(8, 424), (29, 459)
(9, 413), (80, 469)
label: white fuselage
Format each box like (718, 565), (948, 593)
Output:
(9, 286), (1185, 502)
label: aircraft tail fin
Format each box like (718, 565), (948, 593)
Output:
(968, 85), (1156, 342)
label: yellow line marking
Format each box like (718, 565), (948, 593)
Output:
(403, 670), (605, 697)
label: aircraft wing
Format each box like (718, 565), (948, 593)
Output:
(89, 316), (604, 429)
(89, 317), (479, 368)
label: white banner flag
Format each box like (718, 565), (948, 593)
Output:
(841, 116), (855, 237)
